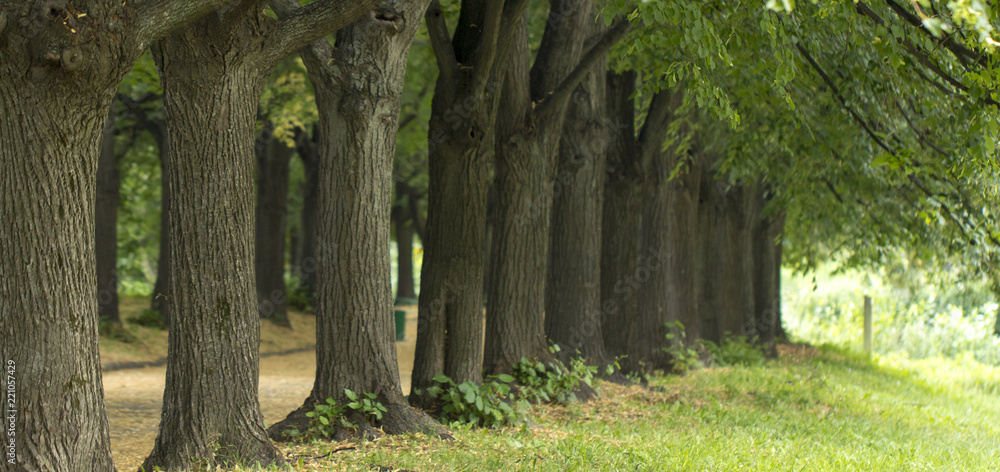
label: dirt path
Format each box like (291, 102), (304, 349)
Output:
(105, 308), (418, 471)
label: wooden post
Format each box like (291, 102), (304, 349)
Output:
(863, 295), (873, 354)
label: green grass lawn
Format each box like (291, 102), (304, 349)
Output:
(270, 345), (999, 472)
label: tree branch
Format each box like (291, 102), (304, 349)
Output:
(535, 18), (636, 121)
(636, 89), (676, 173)
(880, 0), (985, 67)
(425, 0), (460, 96)
(262, 0), (384, 67)
(130, 0), (233, 54)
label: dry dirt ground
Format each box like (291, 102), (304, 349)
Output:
(102, 303), (418, 471)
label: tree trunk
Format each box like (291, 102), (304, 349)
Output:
(395, 183), (417, 300)
(294, 131), (320, 302)
(752, 194), (785, 352)
(545, 35), (609, 363)
(0, 76), (118, 472)
(600, 71), (643, 364)
(142, 21), (281, 470)
(411, 0), (513, 402)
(484, 1), (593, 375)
(270, 0), (440, 438)
(255, 122), (294, 327)
(702, 181), (758, 345)
(149, 119), (173, 327)
(96, 109), (121, 323)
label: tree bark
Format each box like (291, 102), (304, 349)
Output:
(411, 0), (528, 403)
(96, 109), (121, 323)
(269, 0), (441, 438)
(255, 122), (294, 327)
(148, 118), (173, 327)
(600, 71), (643, 363)
(545, 24), (610, 363)
(751, 192), (786, 352)
(0, 1), (270, 470)
(485, 0), (595, 375)
(293, 130), (320, 301)
(143, 15), (281, 471)
(395, 182), (417, 300)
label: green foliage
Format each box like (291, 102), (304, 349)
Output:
(785, 266), (1000, 366)
(285, 390), (388, 440)
(344, 389), (388, 423)
(662, 321), (703, 373)
(284, 275), (313, 313)
(126, 308), (167, 330)
(422, 373), (525, 428)
(511, 346), (597, 405)
(703, 335), (767, 368)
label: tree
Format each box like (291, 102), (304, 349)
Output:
(410, 0), (531, 405)
(267, 0), (442, 438)
(141, 1), (384, 469)
(544, 17), (613, 365)
(255, 121), (295, 328)
(485, 0), (635, 375)
(96, 108), (121, 323)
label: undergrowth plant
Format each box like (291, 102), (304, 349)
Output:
(704, 334), (766, 367)
(512, 345), (597, 404)
(420, 374), (526, 428)
(663, 321), (703, 373)
(285, 389), (388, 440)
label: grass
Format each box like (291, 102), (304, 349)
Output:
(263, 344), (999, 472)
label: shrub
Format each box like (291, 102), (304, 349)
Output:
(704, 335), (766, 367)
(662, 321), (703, 373)
(126, 308), (167, 330)
(512, 346), (597, 404)
(420, 374), (526, 428)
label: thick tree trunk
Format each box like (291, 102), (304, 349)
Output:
(395, 184), (417, 300)
(545, 39), (609, 363)
(751, 195), (786, 352)
(142, 20), (281, 470)
(294, 132), (320, 301)
(484, 1), (593, 375)
(0, 80), (118, 472)
(96, 110), (121, 323)
(411, 0), (510, 402)
(600, 71), (643, 363)
(270, 0), (440, 438)
(701, 181), (758, 345)
(255, 123), (294, 327)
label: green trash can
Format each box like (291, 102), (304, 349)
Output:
(394, 309), (407, 341)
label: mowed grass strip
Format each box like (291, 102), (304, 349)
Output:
(273, 345), (1000, 472)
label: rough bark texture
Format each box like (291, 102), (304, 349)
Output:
(699, 179), (758, 345)
(255, 122), (294, 327)
(485, 0), (594, 375)
(0, 0), (232, 468)
(269, 0), (441, 438)
(143, 11), (281, 470)
(293, 130), (320, 300)
(96, 109), (121, 323)
(600, 71), (643, 363)
(394, 183), (418, 300)
(411, 0), (526, 403)
(545, 23), (609, 362)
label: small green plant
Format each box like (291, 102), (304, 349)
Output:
(286, 389), (387, 440)
(512, 345), (597, 404)
(704, 334), (766, 367)
(127, 308), (167, 330)
(420, 374), (525, 428)
(663, 321), (703, 373)
(344, 389), (388, 422)
(285, 275), (314, 313)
